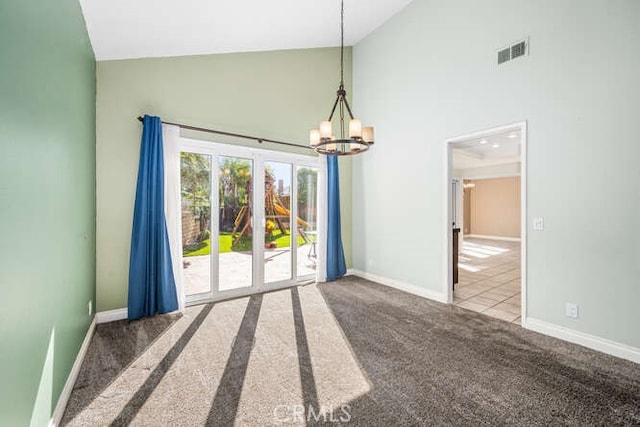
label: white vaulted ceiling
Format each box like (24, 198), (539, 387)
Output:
(79, 0), (414, 60)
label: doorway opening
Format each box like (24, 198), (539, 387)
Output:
(178, 138), (322, 305)
(445, 122), (527, 324)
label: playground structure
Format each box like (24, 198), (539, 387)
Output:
(231, 169), (312, 248)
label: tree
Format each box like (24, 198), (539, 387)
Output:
(218, 157), (252, 209)
(180, 152), (211, 232)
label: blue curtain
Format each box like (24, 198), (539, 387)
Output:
(128, 115), (178, 320)
(326, 156), (347, 281)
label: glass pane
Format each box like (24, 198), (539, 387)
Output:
(218, 156), (253, 291)
(296, 166), (318, 277)
(180, 152), (212, 296)
(264, 162), (292, 283)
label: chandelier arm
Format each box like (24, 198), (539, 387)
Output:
(327, 94), (341, 122)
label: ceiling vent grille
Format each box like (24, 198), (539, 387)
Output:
(511, 41), (526, 59)
(497, 38), (528, 65)
(497, 48), (511, 64)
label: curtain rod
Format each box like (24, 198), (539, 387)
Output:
(136, 116), (313, 151)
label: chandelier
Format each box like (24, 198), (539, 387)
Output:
(309, 0), (375, 156)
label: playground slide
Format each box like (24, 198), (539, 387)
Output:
(273, 203), (310, 228)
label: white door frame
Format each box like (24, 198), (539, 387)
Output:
(451, 177), (464, 249)
(443, 121), (528, 321)
(178, 138), (323, 305)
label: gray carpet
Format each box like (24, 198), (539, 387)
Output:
(62, 276), (640, 426)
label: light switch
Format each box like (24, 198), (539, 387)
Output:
(533, 217), (544, 231)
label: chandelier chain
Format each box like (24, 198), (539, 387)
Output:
(340, 0), (344, 88)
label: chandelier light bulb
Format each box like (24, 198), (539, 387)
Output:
(309, 129), (320, 147)
(362, 127), (374, 143)
(320, 121), (332, 139)
(349, 119), (362, 138)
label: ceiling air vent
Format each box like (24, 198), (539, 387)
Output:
(497, 38), (528, 65)
(511, 41), (526, 59)
(498, 48), (511, 64)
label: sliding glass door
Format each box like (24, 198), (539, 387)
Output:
(179, 139), (320, 304)
(180, 152), (213, 298)
(296, 166), (318, 279)
(264, 161), (293, 284)
(218, 156), (254, 291)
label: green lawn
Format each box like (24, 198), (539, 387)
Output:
(183, 231), (309, 257)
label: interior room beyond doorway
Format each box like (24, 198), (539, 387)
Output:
(449, 124), (524, 323)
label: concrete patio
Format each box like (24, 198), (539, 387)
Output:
(182, 244), (317, 295)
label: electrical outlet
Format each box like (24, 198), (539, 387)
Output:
(88, 300), (93, 316)
(565, 302), (578, 319)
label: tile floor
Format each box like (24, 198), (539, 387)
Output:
(454, 237), (521, 323)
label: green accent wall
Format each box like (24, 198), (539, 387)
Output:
(0, 1), (96, 425)
(96, 47), (352, 312)
(353, 0), (640, 348)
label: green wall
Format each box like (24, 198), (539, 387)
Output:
(96, 48), (352, 311)
(0, 0), (96, 425)
(353, 0), (640, 348)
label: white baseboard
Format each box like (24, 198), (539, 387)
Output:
(49, 317), (96, 427)
(522, 318), (640, 364)
(95, 308), (128, 324)
(467, 234), (521, 242)
(348, 269), (448, 304)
